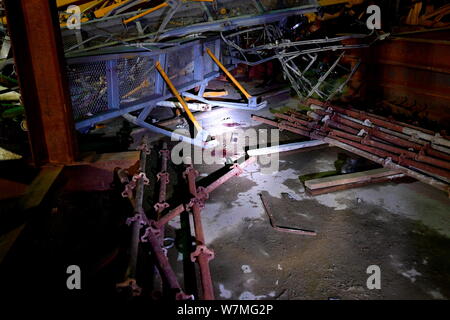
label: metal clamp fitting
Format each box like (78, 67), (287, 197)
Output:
(190, 245), (215, 263)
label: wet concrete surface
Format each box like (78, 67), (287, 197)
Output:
(131, 84), (450, 300)
(190, 148), (450, 300)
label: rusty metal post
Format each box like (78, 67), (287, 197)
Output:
(120, 136), (150, 295)
(184, 165), (215, 300)
(4, 0), (78, 165)
(155, 143), (170, 219)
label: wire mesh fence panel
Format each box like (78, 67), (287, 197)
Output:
(67, 60), (108, 121)
(117, 56), (156, 106)
(166, 46), (194, 88)
(203, 41), (217, 76)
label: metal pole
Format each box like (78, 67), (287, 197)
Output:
(184, 165), (215, 300)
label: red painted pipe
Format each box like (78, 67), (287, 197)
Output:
(185, 166), (215, 300)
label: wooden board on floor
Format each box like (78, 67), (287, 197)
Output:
(304, 168), (404, 190)
(306, 174), (407, 196)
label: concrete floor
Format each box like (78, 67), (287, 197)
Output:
(196, 149), (450, 300)
(160, 83), (450, 300)
(93, 79), (450, 300)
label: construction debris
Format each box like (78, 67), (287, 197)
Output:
(115, 135), (257, 299)
(304, 167), (406, 196)
(259, 191), (316, 236)
(252, 99), (450, 194)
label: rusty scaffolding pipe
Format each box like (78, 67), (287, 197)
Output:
(251, 115), (450, 193)
(184, 165), (215, 300)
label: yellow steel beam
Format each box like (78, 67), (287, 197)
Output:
(155, 61), (203, 132)
(94, 0), (131, 18)
(318, 0), (364, 6)
(205, 48), (252, 99)
(56, 0), (93, 8)
(123, 2), (169, 25)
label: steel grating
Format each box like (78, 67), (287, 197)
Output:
(66, 38), (225, 131)
(117, 56), (156, 105)
(67, 60), (109, 121)
(166, 46), (194, 88)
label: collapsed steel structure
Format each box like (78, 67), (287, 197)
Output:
(63, 0), (382, 148)
(117, 135), (256, 299)
(60, 0), (319, 56)
(222, 26), (386, 100)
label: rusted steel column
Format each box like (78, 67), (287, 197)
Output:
(122, 137), (150, 294)
(154, 143), (170, 219)
(141, 220), (192, 300)
(4, 0), (77, 165)
(184, 165), (215, 300)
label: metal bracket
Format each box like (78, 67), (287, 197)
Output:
(133, 172), (150, 185)
(141, 220), (162, 242)
(154, 202), (170, 212)
(137, 142), (151, 155)
(157, 172), (170, 184)
(126, 212), (146, 226)
(190, 245), (215, 263)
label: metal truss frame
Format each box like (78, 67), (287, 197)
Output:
(68, 38), (266, 148)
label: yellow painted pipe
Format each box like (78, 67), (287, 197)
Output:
(318, 0), (364, 6)
(94, 0), (131, 18)
(155, 61), (203, 132)
(123, 2), (169, 25)
(205, 48), (252, 99)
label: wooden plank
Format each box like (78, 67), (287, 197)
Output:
(305, 168), (403, 190)
(20, 165), (64, 210)
(306, 174), (407, 196)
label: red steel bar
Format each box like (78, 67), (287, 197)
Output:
(156, 204), (185, 229)
(260, 192), (316, 236)
(308, 98), (450, 149)
(307, 107), (450, 163)
(323, 119), (450, 171)
(142, 219), (191, 300)
(331, 136), (450, 179)
(252, 115), (312, 137)
(252, 114), (450, 193)
(184, 166), (214, 300)
(203, 157), (257, 195)
(155, 143), (170, 222)
(275, 113), (314, 128)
